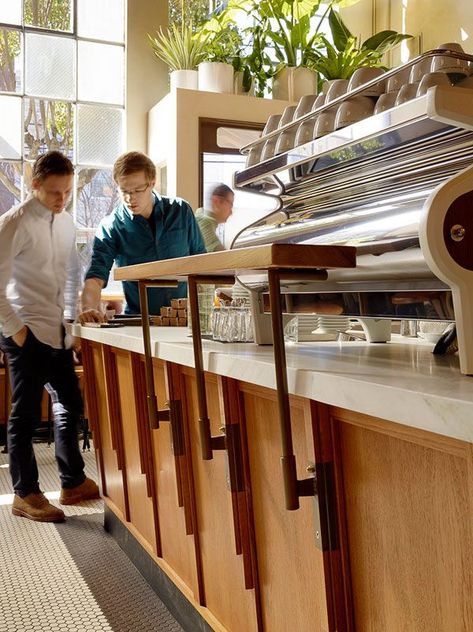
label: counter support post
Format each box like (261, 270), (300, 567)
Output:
(267, 269), (316, 510)
(138, 279), (178, 429)
(187, 275), (234, 459)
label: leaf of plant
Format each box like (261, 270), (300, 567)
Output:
(329, 8), (353, 52)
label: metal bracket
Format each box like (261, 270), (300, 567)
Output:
(187, 274), (235, 459)
(138, 279), (178, 429)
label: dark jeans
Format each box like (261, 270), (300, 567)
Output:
(0, 328), (85, 496)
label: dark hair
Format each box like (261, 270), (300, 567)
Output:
(113, 151), (156, 182)
(32, 151), (74, 182)
(211, 183), (233, 199)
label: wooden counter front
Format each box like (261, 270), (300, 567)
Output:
(80, 334), (473, 632)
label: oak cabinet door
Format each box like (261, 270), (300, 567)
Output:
(331, 406), (473, 632)
(182, 367), (260, 632)
(242, 384), (331, 632)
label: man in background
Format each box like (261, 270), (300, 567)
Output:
(80, 151), (206, 323)
(0, 151), (99, 522)
(195, 183), (234, 252)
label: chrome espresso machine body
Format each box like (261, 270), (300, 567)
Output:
(232, 49), (473, 375)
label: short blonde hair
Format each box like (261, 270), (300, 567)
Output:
(113, 151), (156, 182)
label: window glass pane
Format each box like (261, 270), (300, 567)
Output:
(77, 0), (125, 42)
(76, 167), (118, 228)
(0, 1), (22, 25)
(216, 127), (261, 149)
(0, 161), (22, 216)
(24, 98), (74, 161)
(78, 42), (124, 105)
(76, 231), (95, 286)
(0, 95), (22, 159)
(77, 104), (124, 166)
(23, 0), (72, 32)
(25, 33), (75, 100)
(0, 29), (22, 93)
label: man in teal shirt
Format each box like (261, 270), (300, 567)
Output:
(80, 151), (205, 321)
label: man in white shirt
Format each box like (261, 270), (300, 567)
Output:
(195, 183), (234, 252)
(0, 151), (99, 522)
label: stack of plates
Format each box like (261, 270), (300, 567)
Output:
(313, 316), (351, 335)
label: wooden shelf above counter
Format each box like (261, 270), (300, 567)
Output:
(113, 243), (357, 282)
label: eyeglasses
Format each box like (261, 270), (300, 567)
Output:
(119, 182), (151, 197)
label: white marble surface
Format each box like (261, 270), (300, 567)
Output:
(75, 325), (473, 444)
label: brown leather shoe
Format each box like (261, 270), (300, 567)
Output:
(12, 493), (65, 522)
(59, 477), (100, 505)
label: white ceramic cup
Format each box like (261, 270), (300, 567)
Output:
(294, 119), (316, 146)
(245, 144), (264, 167)
(262, 114), (282, 135)
(395, 82), (420, 105)
(409, 58), (433, 83)
(385, 67), (410, 93)
(324, 79), (349, 102)
(348, 67), (386, 96)
(278, 105), (297, 127)
(373, 91), (399, 114)
(416, 71), (452, 96)
(260, 138), (277, 161)
(311, 93), (326, 111)
(431, 42), (469, 77)
(274, 129), (297, 154)
(293, 94), (318, 120)
(314, 110), (337, 137)
(334, 96), (375, 129)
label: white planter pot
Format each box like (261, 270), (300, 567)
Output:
(272, 67), (318, 101)
(234, 71), (255, 96)
(170, 69), (198, 90)
(198, 62), (234, 94)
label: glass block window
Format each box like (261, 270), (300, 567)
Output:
(24, 0), (73, 32)
(0, 28), (23, 93)
(0, 0), (126, 298)
(76, 167), (118, 229)
(78, 0), (125, 43)
(77, 105), (124, 166)
(78, 41), (124, 105)
(0, 161), (22, 216)
(24, 98), (74, 161)
(0, 1), (22, 26)
(25, 33), (76, 99)
(0, 95), (22, 159)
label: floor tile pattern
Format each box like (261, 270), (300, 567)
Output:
(0, 441), (184, 632)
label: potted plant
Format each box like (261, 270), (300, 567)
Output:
(197, 13), (242, 93)
(310, 9), (413, 86)
(148, 23), (207, 90)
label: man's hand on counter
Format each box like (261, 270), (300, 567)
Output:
(78, 308), (106, 325)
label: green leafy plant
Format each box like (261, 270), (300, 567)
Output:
(148, 23), (208, 71)
(310, 9), (412, 80)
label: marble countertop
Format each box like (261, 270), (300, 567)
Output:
(75, 325), (473, 444)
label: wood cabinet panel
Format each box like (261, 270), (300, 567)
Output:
(334, 410), (473, 632)
(182, 367), (259, 631)
(114, 350), (157, 552)
(87, 342), (126, 519)
(149, 358), (200, 599)
(241, 384), (330, 632)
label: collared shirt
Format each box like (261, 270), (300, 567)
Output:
(85, 192), (206, 314)
(0, 196), (79, 349)
(195, 207), (224, 252)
